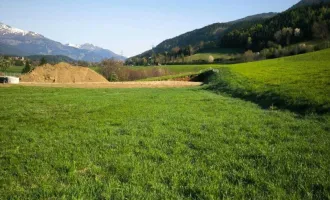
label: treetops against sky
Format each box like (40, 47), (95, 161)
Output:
(0, 0), (300, 57)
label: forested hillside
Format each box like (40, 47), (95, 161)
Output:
(220, 4), (330, 51)
(130, 13), (277, 62)
(290, 0), (330, 9)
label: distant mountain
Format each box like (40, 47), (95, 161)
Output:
(0, 42), (27, 56)
(0, 22), (126, 62)
(290, 0), (330, 9)
(65, 43), (126, 61)
(130, 12), (277, 59)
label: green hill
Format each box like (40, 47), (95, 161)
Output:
(130, 13), (277, 60)
(139, 48), (330, 113)
(221, 3), (330, 50)
(206, 48), (330, 113)
(129, 2), (330, 66)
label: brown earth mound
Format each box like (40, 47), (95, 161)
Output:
(20, 62), (108, 83)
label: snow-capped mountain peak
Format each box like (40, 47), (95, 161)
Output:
(0, 22), (126, 61)
(79, 43), (99, 51)
(66, 43), (81, 48)
(0, 22), (40, 36)
(66, 43), (99, 51)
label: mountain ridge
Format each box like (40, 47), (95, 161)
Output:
(290, 0), (330, 9)
(0, 22), (126, 62)
(130, 0), (330, 60)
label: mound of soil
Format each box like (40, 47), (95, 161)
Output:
(20, 62), (108, 83)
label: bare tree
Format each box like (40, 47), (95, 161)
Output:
(282, 27), (293, 45)
(208, 55), (214, 63)
(243, 50), (255, 62)
(294, 28), (301, 37)
(100, 59), (123, 81)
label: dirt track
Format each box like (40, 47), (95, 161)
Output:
(14, 81), (202, 88)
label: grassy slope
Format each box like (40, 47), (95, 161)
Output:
(135, 64), (222, 74)
(2, 66), (24, 73)
(145, 49), (330, 113)
(181, 48), (243, 62)
(209, 49), (330, 113)
(0, 86), (329, 199)
(185, 53), (232, 61)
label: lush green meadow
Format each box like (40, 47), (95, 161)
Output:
(208, 49), (330, 113)
(0, 48), (329, 199)
(0, 86), (329, 199)
(141, 49), (330, 113)
(2, 65), (24, 73)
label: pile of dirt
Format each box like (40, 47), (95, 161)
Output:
(20, 62), (108, 83)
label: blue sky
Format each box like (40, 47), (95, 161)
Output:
(0, 0), (300, 57)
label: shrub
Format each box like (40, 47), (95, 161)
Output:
(100, 59), (123, 81)
(280, 48), (290, 57)
(14, 60), (24, 66)
(0, 56), (11, 72)
(243, 50), (255, 62)
(100, 59), (171, 81)
(109, 72), (119, 82)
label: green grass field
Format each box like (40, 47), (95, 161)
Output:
(141, 49), (330, 113)
(0, 86), (329, 199)
(1, 49), (330, 199)
(2, 66), (24, 73)
(207, 49), (330, 113)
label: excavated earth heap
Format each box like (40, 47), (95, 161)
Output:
(20, 62), (108, 83)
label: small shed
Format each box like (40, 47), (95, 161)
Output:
(0, 76), (19, 84)
(7, 76), (19, 84)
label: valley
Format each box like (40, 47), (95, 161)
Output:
(0, 0), (330, 199)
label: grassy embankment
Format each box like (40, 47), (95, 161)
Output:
(145, 49), (330, 113)
(207, 49), (330, 113)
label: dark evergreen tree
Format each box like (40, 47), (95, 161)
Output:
(22, 60), (31, 74)
(39, 57), (47, 66)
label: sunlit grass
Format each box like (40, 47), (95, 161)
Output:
(0, 86), (329, 199)
(209, 49), (330, 113)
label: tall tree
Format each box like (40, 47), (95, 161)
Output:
(22, 60), (31, 74)
(312, 21), (329, 39)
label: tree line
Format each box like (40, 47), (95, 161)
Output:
(220, 4), (330, 51)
